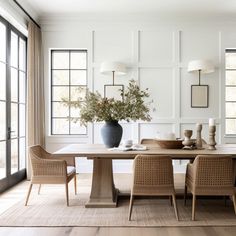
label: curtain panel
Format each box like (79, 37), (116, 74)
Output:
(27, 21), (45, 178)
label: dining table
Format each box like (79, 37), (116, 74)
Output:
(53, 144), (236, 208)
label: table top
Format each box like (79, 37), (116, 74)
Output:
(53, 144), (236, 160)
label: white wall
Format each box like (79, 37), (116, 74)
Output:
(41, 16), (236, 173)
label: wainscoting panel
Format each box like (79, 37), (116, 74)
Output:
(139, 30), (175, 65)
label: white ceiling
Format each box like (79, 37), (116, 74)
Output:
(17, 0), (236, 19)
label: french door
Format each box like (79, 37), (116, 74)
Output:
(0, 16), (27, 192)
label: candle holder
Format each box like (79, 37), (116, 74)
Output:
(182, 130), (194, 149)
(196, 123), (203, 149)
(208, 125), (216, 150)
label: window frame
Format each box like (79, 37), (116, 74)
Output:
(0, 15), (27, 192)
(50, 49), (88, 136)
(225, 49), (236, 136)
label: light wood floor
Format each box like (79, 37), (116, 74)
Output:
(0, 174), (236, 236)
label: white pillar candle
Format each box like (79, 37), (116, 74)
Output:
(209, 118), (215, 126)
(196, 123), (202, 126)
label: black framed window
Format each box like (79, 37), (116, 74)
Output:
(225, 49), (236, 135)
(51, 50), (87, 135)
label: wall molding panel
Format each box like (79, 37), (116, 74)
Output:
(42, 20), (236, 172)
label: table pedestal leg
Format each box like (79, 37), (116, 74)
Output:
(85, 158), (118, 208)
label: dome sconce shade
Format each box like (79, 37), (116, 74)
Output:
(188, 60), (214, 85)
(100, 61), (127, 85)
(188, 60), (214, 108)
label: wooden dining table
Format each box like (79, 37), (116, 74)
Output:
(53, 144), (236, 208)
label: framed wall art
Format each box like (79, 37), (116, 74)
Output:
(104, 84), (124, 101)
(191, 85), (209, 108)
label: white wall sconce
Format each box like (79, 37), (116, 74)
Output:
(188, 59), (214, 108)
(100, 61), (127, 101)
(100, 61), (126, 85)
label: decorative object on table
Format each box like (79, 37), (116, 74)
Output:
(101, 61), (126, 101)
(110, 144), (147, 151)
(155, 139), (184, 149)
(182, 130), (195, 149)
(188, 59), (214, 108)
(196, 123), (203, 149)
(122, 139), (133, 148)
(156, 132), (176, 140)
(62, 80), (151, 148)
(208, 118), (217, 150)
(101, 121), (123, 148)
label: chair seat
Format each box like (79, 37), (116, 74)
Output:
(67, 166), (76, 175)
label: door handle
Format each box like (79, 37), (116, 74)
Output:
(7, 128), (16, 139)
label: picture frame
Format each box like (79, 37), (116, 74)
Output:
(191, 85), (209, 108)
(104, 84), (124, 101)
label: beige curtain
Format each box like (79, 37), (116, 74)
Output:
(27, 21), (45, 179)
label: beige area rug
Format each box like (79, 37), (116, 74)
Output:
(0, 174), (236, 227)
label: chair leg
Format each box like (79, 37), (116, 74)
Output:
(184, 185), (187, 206)
(128, 195), (134, 221)
(224, 196), (227, 207)
(172, 194), (179, 221)
(192, 194), (196, 221)
(169, 196), (172, 206)
(232, 194), (236, 214)
(74, 175), (77, 195)
(25, 183), (33, 206)
(38, 184), (41, 195)
(65, 182), (69, 206)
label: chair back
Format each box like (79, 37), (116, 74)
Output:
(194, 155), (234, 187)
(29, 145), (65, 177)
(133, 155), (174, 187)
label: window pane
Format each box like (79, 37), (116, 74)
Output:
(19, 104), (25, 137)
(0, 62), (6, 100)
(10, 31), (18, 68)
(11, 68), (18, 102)
(52, 52), (69, 69)
(71, 70), (87, 85)
(51, 50), (87, 135)
(226, 102), (236, 118)
(19, 138), (25, 170)
(71, 107), (81, 117)
(0, 102), (6, 140)
(0, 141), (6, 179)
(71, 86), (86, 101)
(52, 86), (69, 101)
(0, 22), (6, 62)
(226, 119), (236, 134)
(52, 102), (69, 117)
(70, 51), (86, 69)
(11, 103), (18, 138)
(70, 122), (87, 134)
(52, 70), (69, 85)
(226, 87), (236, 101)
(19, 38), (26, 71)
(226, 71), (236, 85)
(52, 119), (69, 134)
(19, 72), (26, 103)
(11, 139), (18, 174)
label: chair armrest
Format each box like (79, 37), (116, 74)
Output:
(31, 158), (67, 177)
(50, 154), (76, 166)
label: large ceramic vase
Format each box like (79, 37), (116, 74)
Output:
(101, 120), (123, 148)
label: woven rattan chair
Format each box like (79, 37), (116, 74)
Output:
(184, 155), (236, 220)
(25, 145), (77, 206)
(128, 155), (179, 221)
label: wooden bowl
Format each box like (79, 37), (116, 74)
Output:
(155, 139), (184, 149)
